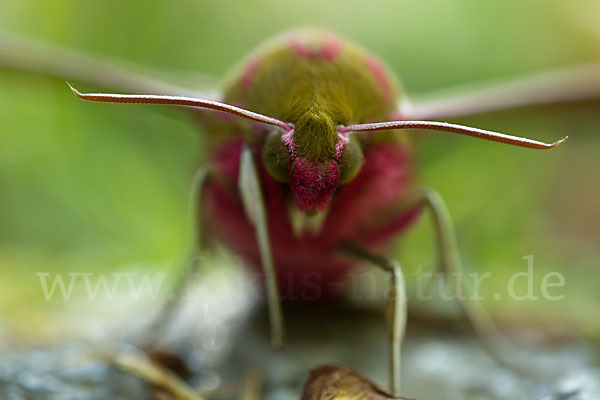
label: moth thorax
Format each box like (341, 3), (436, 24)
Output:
(293, 104), (339, 160)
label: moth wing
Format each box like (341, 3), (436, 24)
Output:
(0, 32), (221, 100)
(400, 62), (600, 120)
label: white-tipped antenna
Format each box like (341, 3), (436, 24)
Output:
(339, 120), (567, 150)
(67, 83), (293, 132)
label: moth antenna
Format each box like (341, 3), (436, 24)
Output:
(339, 120), (567, 150)
(67, 83), (293, 132)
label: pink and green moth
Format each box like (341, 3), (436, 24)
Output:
(2, 29), (599, 397)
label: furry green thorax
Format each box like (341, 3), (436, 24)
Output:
(224, 30), (400, 162)
(293, 100), (338, 160)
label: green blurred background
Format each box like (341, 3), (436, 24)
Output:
(0, 0), (598, 341)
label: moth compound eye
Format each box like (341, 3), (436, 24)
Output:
(338, 135), (364, 184)
(263, 130), (291, 182)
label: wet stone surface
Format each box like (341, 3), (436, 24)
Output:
(230, 308), (600, 400)
(0, 344), (148, 400)
(1, 321), (599, 399)
(1, 295), (598, 399)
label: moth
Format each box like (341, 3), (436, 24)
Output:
(1, 29), (599, 397)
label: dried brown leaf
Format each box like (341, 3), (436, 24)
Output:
(300, 365), (411, 400)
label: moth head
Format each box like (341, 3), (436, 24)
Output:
(263, 126), (364, 212)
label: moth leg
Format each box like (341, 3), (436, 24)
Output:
(238, 145), (285, 349)
(341, 242), (407, 398)
(145, 167), (209, 345)
(388, 187), (526, 371)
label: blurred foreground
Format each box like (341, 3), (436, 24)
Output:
(1, 264), (599, 399)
